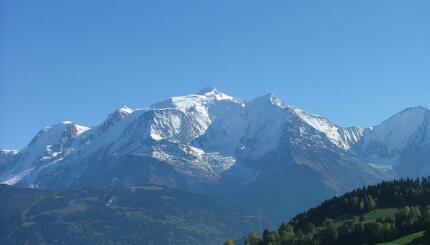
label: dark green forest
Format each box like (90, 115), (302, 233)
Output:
(231, 178), (430, 245)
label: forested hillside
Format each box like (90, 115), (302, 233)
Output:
(234, 178), (430, 245)
(0, 184), (267, 245)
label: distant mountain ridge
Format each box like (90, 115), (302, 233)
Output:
(1, 87), (429, 222)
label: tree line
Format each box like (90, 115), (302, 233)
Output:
(225, 177), (430, 245)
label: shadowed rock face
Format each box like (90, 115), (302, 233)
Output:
(0, 184), (268, 245)
(0, 150), (17, 172)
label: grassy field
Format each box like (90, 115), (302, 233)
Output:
(375, 231), (426, 245)
(333, 208), (400, 228)
(364, 208), (399, 222)
(330, 209), (429, 245)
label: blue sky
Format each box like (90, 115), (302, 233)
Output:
(1, 0), (429, 149)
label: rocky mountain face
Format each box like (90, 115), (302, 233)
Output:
(1, 87), (428, 223)
(0, 150), (18, 172)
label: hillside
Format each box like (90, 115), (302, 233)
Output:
(238, 178), (430, 245)
(0, 184), (267, 245)
(376, 231), (427, 245)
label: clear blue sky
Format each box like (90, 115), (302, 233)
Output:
(1, 1), (429, 149)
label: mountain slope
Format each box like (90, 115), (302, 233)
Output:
(0, 184), (267, 245)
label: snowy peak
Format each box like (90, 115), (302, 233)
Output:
(0, 150), (18, 172)
(0, 149), (18, 161)
(363, 106), (430, 151)
(351, 105), (430, 172)
(291, 107), (365, 150)
(195, 86), (240, 102)
(118, 105), (134, 114)
(146, 88), (243, 144)
(240, 94), (365, 151)
(100, 106), (134, 132)
(0, 149), (19, 155)
(197, 86), (218, 95)
(269, 95), (287, 108)
(0, 120), (93, 185)
(72, 123), (92, 136)
(28, 121), (90, 147)
(107, 105), (134, 120)
(21, 121), (90, 165)
(246, 93), (287, 110)
(152, 87), (241, 112)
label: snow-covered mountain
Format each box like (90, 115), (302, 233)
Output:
(353, 106), (430, 177)
(0, 150), (18, 172)
(0, 121), (90, 185)
(0, 87), (427, 222)
(0, 88), (244, 190)
(291, 107), (365, 150)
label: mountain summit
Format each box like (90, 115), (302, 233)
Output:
(0, 88), (428, 222)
